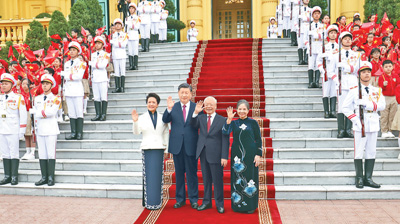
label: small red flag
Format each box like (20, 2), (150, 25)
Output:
(33, 49), (45, 57)
(8, 46), (14, 59)
(381, 12), (390, 26)
(374, 14), (378, 23)
(373, 36), (383, 46)
(23, 50), (37, 62)
(381, 23), (394, 35)
(96, 26), (106, 36)
(50, 34), (62, 40)
(66, 32), (72, 40)
(51, 41), (60, 50)
(26, 63), (40, 72)
(81, 26), (88, 37)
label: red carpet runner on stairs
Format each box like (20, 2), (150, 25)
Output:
(135, 38), (282, 224)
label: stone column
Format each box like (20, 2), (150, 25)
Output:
(186, 0), (203, 41)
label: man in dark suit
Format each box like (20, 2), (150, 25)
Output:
(162, 83), (199, 209)
(191, 96), (230, 214)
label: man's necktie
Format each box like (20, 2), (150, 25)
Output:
(182, 105), (186, 122)
(315, 23), (317, 28)
(207, 115), (211, 133)
(44, 96), (47, 101)
(332, 44), (334, 49)
(365, 87), (369, 94)
(5, 95), (8, 99)
(71, 60), (74, 66)
(346, 51), (349, 58)
(97, 52), (99, 56)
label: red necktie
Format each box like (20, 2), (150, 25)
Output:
(207, 115), (211, 133)
(182, 105), (187, 122)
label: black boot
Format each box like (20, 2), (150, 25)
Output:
(303, 49), (308, 65)
(330, 97), (337, 118)
(48, 159), (56, 186)
(322, 97), (330, 119)
(128, 56), (134, 70)
(91, 101), (102, 121)
(314, 70), (321, 88)
(0, 159), (11, 185)
(155, 34), (159, 43)
(283, 30), (287, 38)
(146, 38), (150, 52)
(288, 29), (291, 38)
(293, 32), (298, 46)
(298, 49), (304, 65)
(35, 159), (48, 186)
(354, 159), (364, 188)
(307, 70), (314, 88)
(10, 159), (19, 185)
(76, 118), (84, 140)
(337, 113), (346, 138)
(100, 101), (108, 121)
(290, 32), (296, 46)
(133, 55), (138, 70)
(112, 77), (121, 93)
(345, 117), (354, 138)
(150, 34), (154, 43)
(121, 76), (126, 93)
(140, 39), (145, 52)
(364, 159), (381, 188)
(65, 118), (77, 140)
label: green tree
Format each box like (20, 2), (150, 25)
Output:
(35, 12), (51, 18)
(24, 20), (51, 51)
(49, 10), (70, 41)
(82, 0), (104, 34)
(165, 0), (185, 42)
(309, 0), (328, 17)
(0, 41), (18, 63)
(165, 0), (176, 16)
(364, 0), (400, 25)
(68, 0), (90, 33)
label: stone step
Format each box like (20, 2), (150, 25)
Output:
(145, 42), (198, 49)
(274, 158), (400, 172)
(105, 92), (179, 101)
(57, 130), (138, 140)
(125, 70), (189, 79)
(274, 171), (400, 186)
(0, 182), (141, 198)
(263, 56), (298, 61)
(263, 70), (310, 77)
(265, 88), (322, 96)
(262, 39), (291, 44)
(139, 58), (193, 66)
(0, 170), (142, 185)
(273, 147), (400, 159)
(272, 138), (397, 149)
(142, 46), (197, 53)
(0, 159), (142, 172)
(265, 82), (314, 89)
(58, 120), (136, 131)
(264, 76), (310, 83)
(139, 54), (195, 62)
(266, 95), (322, 104)
(86, 105), (167, 114)
(267, 102), (322, 110)
(275, 185), (400, 200)
(87, 99), (168, 107)
(270, 128), (338, 138)
(262, 65), (308, 72)
(266, 110), (324, 118)
(139, 49), (195, 57)
(135, 63), (190, 70)
(21, 139), (142, 149)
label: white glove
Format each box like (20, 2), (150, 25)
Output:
(357, 99), (368, 107)
(60, 71), (66, 77)
(352, 119), (362, 131)
(29, 108), (36, 115)
(88, 61), (94, 66)
(19, 132), (25, 139)
(318, 66), (325, 74)
(337, 62), (347, 68)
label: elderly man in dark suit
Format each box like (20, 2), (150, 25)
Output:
(162, 83), (199, 209)
(191, 96), (230, 214)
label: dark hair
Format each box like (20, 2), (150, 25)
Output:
(353, 17), (361, 22)
(21, 58), (28, 62)
(369, 48), (381, 60)
(382, 36), (391, 43)
(237, 99), (250, 110)
(383, 60), (393, 66)
(357, 48), (365, 53)
(44, 67), (55, 75)
(178, 83), (192, 92)
(55, 57), (62, 63)
(323, 14), (330, 18)
(71, 28), (79, 33)
(81, 43), (89, 49)
(32, 61), (41, 66)
(21, 78), (31, 86)
(10, 61), (19, 66)
(146, 93), (161, 104)
(337, 16), (346, 24)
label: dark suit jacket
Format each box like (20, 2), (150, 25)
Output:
(162, 101), (198, 156)
(191, 113), (230, 164)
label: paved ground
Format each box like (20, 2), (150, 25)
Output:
(1, 195), (400, 223)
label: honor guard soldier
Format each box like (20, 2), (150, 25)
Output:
(342, 61), (385, 189)
(61, 42), (86, 140)
(187, 20), (199, 42)
(278, 0), (291, 38)
(267, 17), (279, 39)
(150, 0), (162, 43)
(297, 0), (311, 65)
(138, 0), (152, 52)
(308, 6), (325, 88)
(0, 73), (27, 185)
(29, 75), (61, 186)
(317, 25), (339, 119)
(335, 32), (361, 138)
(111, 18), (129, 93)
(159, 1), (169, 43)
(290, 0), (301, 46)
(125, 3), (141, 70)
(90, 36), (110, 122)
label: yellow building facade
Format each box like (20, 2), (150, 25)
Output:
(0, 0), (365, 46)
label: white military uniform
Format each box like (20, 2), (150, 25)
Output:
(187, 28), (198, 42)
(279, 0), (291, 31)
(308, 21), (325, 70)
(33, 93), (61, 159)
(150, 0), (162, 35)
(298, 5), (311, 49)
(276, 5), (283, 37)
(342, 84), (385, 159)
(126, 14), (141, 56)
(268, 24), (279, 38)
(0, 91), (27, 159)
(317, 41), (339, 98)
(138, 0), (152, 39)
(290, 0), (301, 34)
(159, 9), (169, 41)
(90, 50), (110, 102)
(62, 57), (86, 119)
(111, 31), (129, 77)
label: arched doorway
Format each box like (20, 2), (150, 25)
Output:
(212, 0), (252, 39)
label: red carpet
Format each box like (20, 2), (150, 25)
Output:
(134, 38), (282, 224)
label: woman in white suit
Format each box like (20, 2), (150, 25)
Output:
(132, 93), (169, 210)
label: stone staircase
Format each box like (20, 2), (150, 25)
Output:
(263, 39), (400, 200)
(0, 41), (198, 198)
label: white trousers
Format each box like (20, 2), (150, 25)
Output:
(0, 134), (19, 159)
(283, 16), (290, 30)
(308, 53), (319, 70)
(140, 24), (151, 39)
(354, 131), (377, 159)
(66, 96), (84, 119)
(92, 82), (108, 102)
(322, 79), (338, 98)
(113, 59), (126, 77)
(159, 28), (167, 41)
(337, 89), (349, 114)
(128, 40), (139, 56)
(37, 135), (57, 159)
(298, 31), (309, 49)
(151, 22), (160, 35)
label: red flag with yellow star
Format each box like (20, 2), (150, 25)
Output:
(23, 50), (37, 62)
(381, 12), (390, 26)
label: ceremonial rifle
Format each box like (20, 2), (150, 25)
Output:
(358, 57), (366, 138)
(282, 3), (284, 21)
(322, 32), (328, 82)
(290, 2), (293, 20)
(26, 72), (36, 143)
(298, 4), (301, 38)
(309, 11), (312, 55)
(338, 38), (342, 95)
